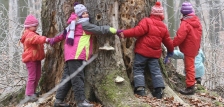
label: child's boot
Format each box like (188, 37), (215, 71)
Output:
(25, 94), (38, 102)
(54, 99), (70, 107)
(195, 77), (202, 85)
(34, 91), (40, 97)
(134, 86), (146, 96)
(77, 99), (94, 107)
(179, 85), (195, 95)
(152, 87), (164, 99)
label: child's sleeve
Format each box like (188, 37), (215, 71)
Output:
(54, 30), (67, 42)
(82, 21), (116, 35)
(162, 29), (174, 53)
(122, 18), (148, 37)
(171, 50), (184, 59)
(200, 50), (205, 63)
(26, 32), (47, 44)
(173, 21), (188, 47)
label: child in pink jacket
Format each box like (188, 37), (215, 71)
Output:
(49, 3), (121, 107)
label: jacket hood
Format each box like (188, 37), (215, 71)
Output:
(181, 15), (201, 28)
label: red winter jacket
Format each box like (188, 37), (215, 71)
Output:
(123, 15), (174, 58)
(20, 29), (47, 63)
(173, 14), (202, 57)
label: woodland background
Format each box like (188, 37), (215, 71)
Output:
(1, 0), (224, 107)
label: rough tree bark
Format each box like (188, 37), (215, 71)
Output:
(84, 0), (155, 106)
(40, 0), (184, 107)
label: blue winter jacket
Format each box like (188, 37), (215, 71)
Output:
(171, 49), (205, 78)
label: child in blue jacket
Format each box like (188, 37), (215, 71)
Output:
(171, 49), (205, 84)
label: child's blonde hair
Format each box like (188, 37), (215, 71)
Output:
(18, 27), (25, 46)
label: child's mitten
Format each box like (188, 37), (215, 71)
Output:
(116, 30), (123, 38)
(164, 52), (173, 64)
(49, 38), (55, 46)
(167, 52), (174, 57)
(164, 56), (170, 64)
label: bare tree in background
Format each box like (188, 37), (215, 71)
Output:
(166, 0), (175, 38)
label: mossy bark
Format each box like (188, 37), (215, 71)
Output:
(94, 71), (150, 107)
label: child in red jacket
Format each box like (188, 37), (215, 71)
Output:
(173, 2), (202, 95)
(20, 14), (49, 102)
(119, 2), (174, 99)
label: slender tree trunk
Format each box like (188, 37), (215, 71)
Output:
(195, 0), (202, 19)
(214, 0), (220, 87)
(166, 0), (175, 38)
(207, 0), (221, 89)
(8, 0), (18, 77)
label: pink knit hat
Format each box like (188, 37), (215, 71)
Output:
(24, 14), (39, 28)
(151, 2), (164, 16)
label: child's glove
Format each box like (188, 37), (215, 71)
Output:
(164, 52), (173, 64)
(167, 52), (174, 57)
(164, 56), (170, 64)
(46, 38), (50, 43)
(48, 38), (55, 46)
(116, 30), (123, 38)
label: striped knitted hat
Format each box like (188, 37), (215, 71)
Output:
(181, 2), (194, 15)
(151, 2), (164, 16)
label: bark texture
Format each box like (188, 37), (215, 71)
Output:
(40, 0), (155, 106)
(40, 0), (83, 95)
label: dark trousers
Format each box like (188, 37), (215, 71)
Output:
(55, 60), (85, 101)
(133, 53), (165, 88)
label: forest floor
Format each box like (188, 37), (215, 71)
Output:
(15, 84), (224, 107)
(135, 84), (224, 107)
(2, 85), (224, 107)
(3, 78), (224, 107)
(2, 64), (224, 107)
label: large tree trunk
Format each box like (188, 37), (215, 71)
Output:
(40, 0), (155, 106)
(84, 0), (158, 106)
(40, 0), (189, 106)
